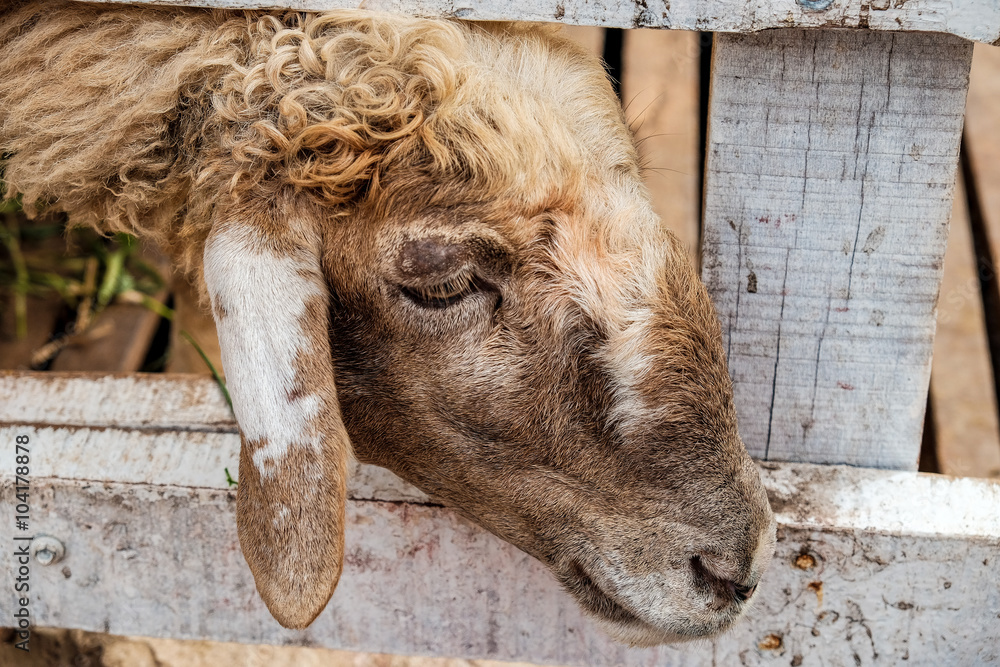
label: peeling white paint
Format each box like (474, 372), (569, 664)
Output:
(2, 371), (999, 662)
(1, 472), (997, 665)
(81, 0), (1000, 45)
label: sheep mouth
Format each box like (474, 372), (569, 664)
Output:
(559, 559), (735, 646)
(562, 560), (645, 628)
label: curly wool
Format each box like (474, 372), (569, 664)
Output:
(0, 2), (625, 283)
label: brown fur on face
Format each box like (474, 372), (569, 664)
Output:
(321, 169), (774, 644)
(0, 1), (775, 643)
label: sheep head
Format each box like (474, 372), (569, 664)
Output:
(0, 4), (775, 645)
(200, 15), (776, 643)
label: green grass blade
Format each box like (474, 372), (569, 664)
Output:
(179, 330), (232, 413)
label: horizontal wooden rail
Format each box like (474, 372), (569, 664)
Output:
(86, 0), (1000, 45)
(2, 373), (999, 665)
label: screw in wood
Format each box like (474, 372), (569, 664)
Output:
(31, 535), (66, 566)
(798, 0), (834, 9)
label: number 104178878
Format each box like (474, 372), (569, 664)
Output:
(14, 434), (29, 531)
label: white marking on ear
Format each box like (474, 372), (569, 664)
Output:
(203, 225), (325, 478)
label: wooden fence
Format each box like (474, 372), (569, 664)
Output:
(2, 1), (1000, 665)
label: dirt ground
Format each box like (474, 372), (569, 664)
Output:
(0, 628), (544, 667)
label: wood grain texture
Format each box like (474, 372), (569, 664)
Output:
(701, 30), (972, 470)
(931, 176), (1000, 479)
(1, 465), (997, 665)
(3, 372), (999, 663)
(82, 0), (1000, 46)
(0, 372), (428, 501)
(0, 372), (235, 429)
(622, 29), (701, 262)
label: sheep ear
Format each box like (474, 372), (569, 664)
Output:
(204, 217), (349, 629)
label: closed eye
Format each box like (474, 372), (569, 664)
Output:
(400, 273), (480, 309)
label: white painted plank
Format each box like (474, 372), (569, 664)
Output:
(0, 424), (429, 502)
(0, 372), (429, 501)
(0, 372), (235, 430)
(80, 0), (1000, 46)
(701, 30), (972, 470)
(2, 464), (997, 665)
(3, 373), (998, 662)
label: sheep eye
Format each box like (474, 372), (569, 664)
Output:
(401, 274), (478, 309)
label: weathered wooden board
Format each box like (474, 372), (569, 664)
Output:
(2, 372), (999, 664)
(931, 175), (1000, 479)
(622, 29), (701, 262)
(84, 0), (1000, 46)
(1, 466), (997, 665)
(701, 30), (972, 470)
(0, 372), (235, 429)
(0, 372), (429, 501)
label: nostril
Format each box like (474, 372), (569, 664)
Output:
(732, 581), (757, 602)
(690, 555), (757, 604)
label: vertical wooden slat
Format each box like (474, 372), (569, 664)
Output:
(165, 273), (223, 374)
(559, 25), (605, 58)
(931, 175), (1000, 478)
(701, 30), (972, 469)
(622, 29), (701, 262)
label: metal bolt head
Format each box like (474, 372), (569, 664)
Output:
(31, 535), (66, 566)
(798, 0), (834, 10)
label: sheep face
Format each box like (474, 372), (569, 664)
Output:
(0, 2), (775, 644)
(183, 17), (779, 645)
(316, 173), (776, 645)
